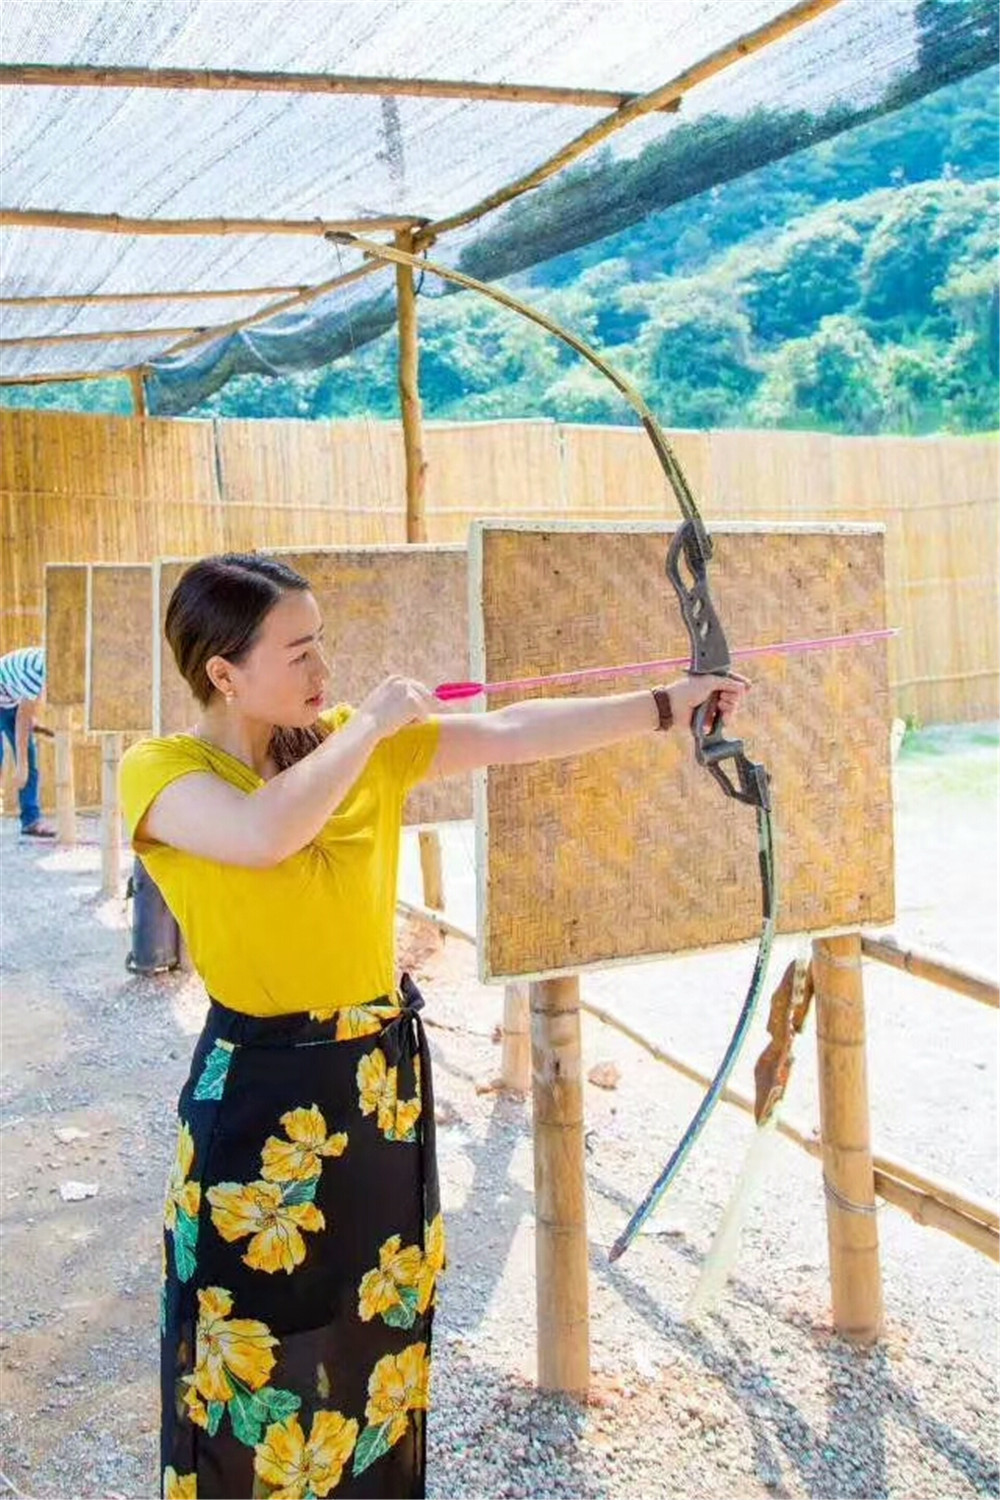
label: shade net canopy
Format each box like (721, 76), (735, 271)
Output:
(0, 0), (996, 410)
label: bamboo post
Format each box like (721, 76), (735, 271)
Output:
(129, 367), (147, 416)
(530, 976), (590, 1393)
(53, 706), (76, 846)
(417, 828), (444, 911)
(502, 981), (531, 1092)
(396, 226), (427, 544)
(396, 225), (446, 915)
(100, 733), (123, 898)
(813, 932), (884, 1344)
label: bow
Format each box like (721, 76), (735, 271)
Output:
(329, 231), (777, 1261)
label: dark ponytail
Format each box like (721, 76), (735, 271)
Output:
(164, 553), (330, 770)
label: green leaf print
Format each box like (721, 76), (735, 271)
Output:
(282, 1176), (318, 1207)
(382, 1285), (420, 1330)
(193, 1040), (234, 1101)
(257, 1385), (301, 1423)
(205, 1400), (224, 1437)
(352, 1419), (394, 1477)
(228, 1385), (266, 1448)
(226, 1377), (301, 1448)
(173, 1208), (198, 1283)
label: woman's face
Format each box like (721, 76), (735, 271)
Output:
(213, 589), (330, 726)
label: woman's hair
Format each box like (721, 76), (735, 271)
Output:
(164, 552), (330, 771)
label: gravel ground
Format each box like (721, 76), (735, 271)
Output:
(1, 726), (997, 1499)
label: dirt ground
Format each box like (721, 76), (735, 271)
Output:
(0, 727), (997, 1499)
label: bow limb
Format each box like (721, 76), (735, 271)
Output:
(330, 230), (777, 1262)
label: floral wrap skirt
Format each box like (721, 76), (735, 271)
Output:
(161, 973), (443, 1500)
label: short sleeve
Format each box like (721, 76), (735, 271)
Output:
(320, 704), (440, 795)
(378, 719), (442, 794)
(119, 737), (206, 844)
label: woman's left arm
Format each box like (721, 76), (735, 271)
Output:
(428, 675), (748, 778)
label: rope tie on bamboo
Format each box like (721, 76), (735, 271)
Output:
(823, 1174), (881, 1217)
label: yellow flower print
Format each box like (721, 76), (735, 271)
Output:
(254, 1409), (359, 1499)
(164, 1121), (201, 1231)
(394, 1054), (422, 1140)
(163, 1468), (197, 1499)
(357, 1051), (421, 1141)
(181, 1375), (209, 1430)
(358, 1234), (423, 1324)
(192, 1286), (277, 1404)
(364, 1342), (430, 1447)
(357, 1049), (393, 1127)
(260, 1105), (348, 1183)
(330, 1002), (398, 1038)
(417, 1212), (446, 1315)
(207, 1180), (325, 1275)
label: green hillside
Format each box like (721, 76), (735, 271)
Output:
(5, 67), (998, 435)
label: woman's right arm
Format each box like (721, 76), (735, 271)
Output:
(139, 678), (435, 867)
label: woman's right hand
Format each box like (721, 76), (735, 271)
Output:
(358, 675), (437, 739)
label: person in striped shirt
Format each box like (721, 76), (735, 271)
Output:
(0, 646), (55, 837)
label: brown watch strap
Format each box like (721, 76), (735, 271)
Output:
(652, 687), (673, 732)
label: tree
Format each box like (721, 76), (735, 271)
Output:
(750, 316), (888, 432)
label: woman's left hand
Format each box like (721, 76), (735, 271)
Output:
(666, 672), (751, 730)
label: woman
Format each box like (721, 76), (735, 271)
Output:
(120, 552), (746, 1500)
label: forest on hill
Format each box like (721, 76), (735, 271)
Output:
(5, 61), (998, 437)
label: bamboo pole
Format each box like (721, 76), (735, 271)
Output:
(861, 933), (999, 1009)
(100, 732), (123, 899)
(417, 830), (444, 911)
(155, 260), (379, 362)
(578, 994), (998, 1236)
(396, 227), (428, 543)
(873, 1172), (997, 1263)
(0, 368), (131, 386)
(416, 0), (849, 247)
(0, 62), (684, 112)
(0, 209), (423, 236)
(53, 707), (76, 847)
(813, 933), (883, 1344)
(129, 369), (147, 417)
(396, 224), (444, 917)
(0, 325), (199, 348)
(530, 975), (590, 1393)
(0, 284), (308, 307)
(393, 905), (1000, 1261)
(502, 981), (531, 1093)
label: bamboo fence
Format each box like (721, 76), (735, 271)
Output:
(0, 410), (995, 811)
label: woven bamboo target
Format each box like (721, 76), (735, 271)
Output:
(44, 563), (88, 709)
(267, 546), (471, 826)
(472, 521), (894, 981)
(86, 564), (154, 734)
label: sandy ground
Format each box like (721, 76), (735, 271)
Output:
(0, 726), (997, 1499)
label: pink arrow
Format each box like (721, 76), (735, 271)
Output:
(434, 627), (897, 702)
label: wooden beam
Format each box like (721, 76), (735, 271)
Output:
(0, 208), (425, 236)
(0, 62), (683, 113)
(416, 0), (849, 247)
(0, 284), (310, 307)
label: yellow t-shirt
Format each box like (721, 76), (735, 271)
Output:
(118, 707), (440, 1017)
